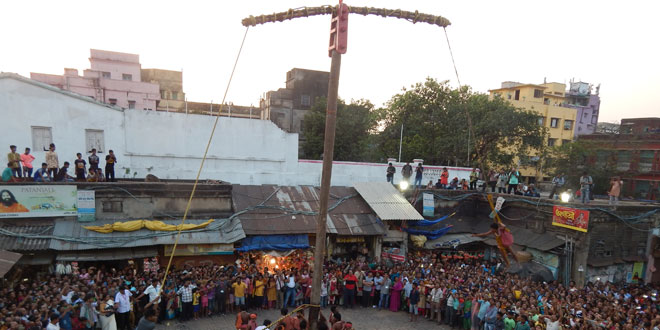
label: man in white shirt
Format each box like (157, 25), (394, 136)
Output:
(46, 314), (60, 330)
(141, 279), (161, 304)
(255, 319), (271, 330)
(114, 286), (133, 330)
(431, 284), (444, 324)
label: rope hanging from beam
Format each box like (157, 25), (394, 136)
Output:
(242, 6), (451, 28)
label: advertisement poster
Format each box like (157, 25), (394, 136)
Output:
(552, 206), (589, 232)
(422, 193), (434, 217)
(632, 262), (645, 283)
(381, 247), (405, 262)
(0, 185), (77, 218)
(77, 190), (96, 222)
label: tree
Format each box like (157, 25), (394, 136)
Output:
(547, 140), (615, 194)
(302, 98), (378, 161)
(375, 78), (547, 170)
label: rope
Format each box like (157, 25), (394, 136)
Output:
(157, 26), (251, 297)
(266, 304), (320, 329)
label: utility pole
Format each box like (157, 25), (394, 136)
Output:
(309, 3), (347, 328)
(240, 5), (450, 329)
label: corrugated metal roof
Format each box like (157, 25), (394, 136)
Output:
(49, 218), (245, 251)
(232, 185), (386, 236)
(353, 182), (424, 221)
(0, 219), (54, 251)
(0, 250), (22, 277)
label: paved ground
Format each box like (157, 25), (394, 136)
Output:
(155, 306), (452, 329)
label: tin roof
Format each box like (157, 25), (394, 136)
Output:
(0, 250), (22, 277)
(0, 219), (54, 251)
(49, 218), (245, 250)
(232, 185), (386, 236)
(353, 182), (424, 221)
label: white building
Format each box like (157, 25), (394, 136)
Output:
(1, 73), (473, 186)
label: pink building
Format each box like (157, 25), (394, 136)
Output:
(31, 49), (160, 110)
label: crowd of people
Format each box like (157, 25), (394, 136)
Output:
(1, 247), (660, 330)
(2, 144), (117, 183)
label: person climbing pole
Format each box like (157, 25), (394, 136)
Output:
(472, 223), (518, 267)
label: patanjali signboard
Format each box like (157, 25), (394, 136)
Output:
(422, 193), (434, 217)
(0, 185), (78, 218)
(552, 205), (589, 232)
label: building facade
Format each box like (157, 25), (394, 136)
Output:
(141, 68), (185, 112)
(261, 68), (330, 151)
(489, 81), (578, 180)
(580, 117), (660, 200)
(31, 49), (160, 110)
(565, 81), (601, 138)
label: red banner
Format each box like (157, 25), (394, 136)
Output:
(552, 206), (589, 232)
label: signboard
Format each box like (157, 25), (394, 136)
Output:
(552, 206), (589, 232)
(422, 193), (434, 217)
(0, 185), (77, 218)
(495, 197), (505, 211)
(77, 190), (96, 222)
(164, 244), (234, 256)
(381, 247), (405, 262)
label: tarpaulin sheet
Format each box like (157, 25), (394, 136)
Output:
(83, 219), (214, 233)
(236, 235), (310, 252)
(412, 214), (454, 227)
(404, 226), (453, 239)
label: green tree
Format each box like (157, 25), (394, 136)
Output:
(375, 78), (547, 170)
(302, 98), (378, 161)
(547, 140), (615, 194)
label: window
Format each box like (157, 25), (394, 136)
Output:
(31, 126), (52, 151)
(102, 201), (123, 213)
(507, 94), (512, 100)
(85, 129), (105, 153)
(171, 91), (178, 100)
(537, 117), (545, 126)
(550, 118), (559, 128)
(562, 139), (571, 146)
(299, 120), (304, 132)
(102, 72), (111, 79)
(591, 116), (598, 124)
(548, 138), (557, 147)
(564, 120), (574, 130)
(128, 100), (136, 109)
(301, 94), (311, 106)
(160, 90), (166, 99)
(514, 90), (520, 101)
(109, 98), (117, 105)
(533, 89), (543, 98)
(122, 74), (132, 81)
(543, 98), (550, 105)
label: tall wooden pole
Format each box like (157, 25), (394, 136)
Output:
(308, 49), (341, 329)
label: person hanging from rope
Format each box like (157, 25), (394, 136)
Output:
(472, 222), (519, 267)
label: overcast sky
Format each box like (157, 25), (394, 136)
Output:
(2, 0), (658, 123)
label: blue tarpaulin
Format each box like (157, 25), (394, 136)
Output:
(236, 235), (310, 252)
(403, 226), (454, 240)
(411, 213), (454, 227)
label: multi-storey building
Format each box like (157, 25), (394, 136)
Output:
(31, 49), (160, 110)
(489, 81), (578, 181)
(141, 68), (185, 112)
(580, 117), (660, 200)
(565, 81), (601, 138)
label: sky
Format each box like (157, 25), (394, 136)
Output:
(1, 0), (659, 123)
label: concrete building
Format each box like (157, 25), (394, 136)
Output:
(565, 81), (601, 138)
(580, 117), (660, 200)
(141, 68), (185, 112)
(490, 81), (578, 181)
(261, 68), (330, 152)
(31, 49), (160, 110)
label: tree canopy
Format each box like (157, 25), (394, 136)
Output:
(302, 98), (378, 161)
(375, 78), (547, 169)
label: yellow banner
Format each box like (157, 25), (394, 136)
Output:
(83, 219), (214, 233)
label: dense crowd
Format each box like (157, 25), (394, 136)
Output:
(2, 248), (660, 330)
(2, 144), (117, 183)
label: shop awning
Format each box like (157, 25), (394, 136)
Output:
(50, 218), (245, 250)
(236, 235), (310, 252)
(56, 246), (159, 261)
(0, 250), (22, 277)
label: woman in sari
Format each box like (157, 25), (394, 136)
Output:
(98, 294), (117, 330)
(389, 277), (403, 312)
